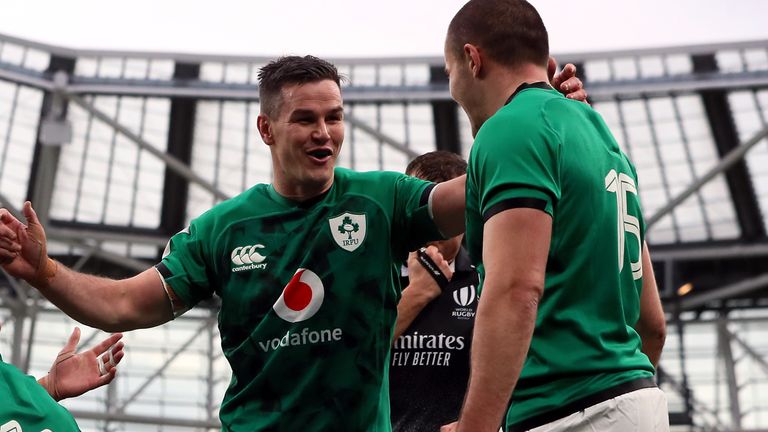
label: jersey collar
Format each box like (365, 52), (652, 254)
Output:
(266, 183), (333, 209)
(505, 81), (552, 106)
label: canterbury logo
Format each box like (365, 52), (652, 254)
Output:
(231, 245), (267, 265)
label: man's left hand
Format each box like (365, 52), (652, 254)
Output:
(39, 328), (124, 401)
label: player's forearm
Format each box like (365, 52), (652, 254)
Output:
(35, 263), (140, 332)
(393, 285), (436, 341)
(432, 175), (466, 237)
(636, 242), (666, 368)
(457, 283), (540, 432)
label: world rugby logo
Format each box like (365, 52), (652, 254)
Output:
(452, 285), (476, 307)
(273, 269), (325, 322)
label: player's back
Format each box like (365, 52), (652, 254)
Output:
(467, 86), (655, 426)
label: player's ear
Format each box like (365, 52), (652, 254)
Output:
(257, 114), (275, 146)
(464, 43), (482, 78)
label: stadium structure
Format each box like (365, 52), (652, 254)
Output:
(0, 32), (767, 431)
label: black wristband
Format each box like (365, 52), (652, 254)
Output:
(416, 248), (450, 290)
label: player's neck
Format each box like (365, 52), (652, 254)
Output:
(471, 63), (549, 136)
(272, 177), (333, 203)
(497, 64), (550, 109)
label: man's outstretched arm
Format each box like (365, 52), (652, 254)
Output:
(0, 202), (175, 332)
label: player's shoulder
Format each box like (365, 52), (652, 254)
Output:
(481, 88), (555, 133)
(474, 91), (555, 152)
(190, 184), (270, 230)
(335, 166), (405, 181)
(333, 168), (428, 207)
(483, 88), (594, 143)
(516, 87), (590, 122)
(334, 167), (410, 191)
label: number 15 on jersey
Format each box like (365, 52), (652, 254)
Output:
(605, 169), (643, 281)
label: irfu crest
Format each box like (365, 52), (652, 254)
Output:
(328, 212), (367, 252)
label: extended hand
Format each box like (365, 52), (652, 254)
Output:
(548, 57), (588, 102)
(0, 201), (57, 286)
(40, 328), (125, 401)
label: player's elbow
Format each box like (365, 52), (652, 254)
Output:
(488, 276), (544, 312)
(98, 283), (154, 332)
(81, 309), (135, 333)
(101, 298), (143, 332)
(638, 317), (667, 349)
(513, 282), (544, 313)
(649, 322), (667, 347)
(99, 320), (133, 333)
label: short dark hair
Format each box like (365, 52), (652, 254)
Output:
(258, 55), (343, 117)
(406, 151), (467, 183)
(447, 0), (549, 68)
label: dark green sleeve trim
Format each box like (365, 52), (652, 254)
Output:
(420, 183), (436, 207)
(482, 197), (548, 223)
(155, 262), (172, 279)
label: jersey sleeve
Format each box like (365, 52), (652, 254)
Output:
(472, 113), (561, 221)
(155, 216), (217, 311)
(392, 173), (444, 260)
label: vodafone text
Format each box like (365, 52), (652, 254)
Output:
(258, 327), (343, 352)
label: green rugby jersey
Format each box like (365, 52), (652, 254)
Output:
(158, 167), (441, 431)
(465, 83), (655, 428)
(0, 354), (81, 431)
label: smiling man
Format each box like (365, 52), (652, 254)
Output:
(0, 55), (585, 431)
(0, 56), (464, 431)
(440, 2), (668, 432)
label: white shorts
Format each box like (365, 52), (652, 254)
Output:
(526, 387), (670, 432)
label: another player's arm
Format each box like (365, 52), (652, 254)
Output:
(635, 242), (666, 367)
(430, 175), (466, 237)
(393, 246), (452, 341)
(456, 208), (551, 432)
(0, 202), (176, 332)
(394, 282), (438, 342)
(548, 58), (588, 101)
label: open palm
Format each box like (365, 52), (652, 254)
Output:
(43, 328), (125, 401)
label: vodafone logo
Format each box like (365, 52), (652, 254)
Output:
(273, 269), (325, 322)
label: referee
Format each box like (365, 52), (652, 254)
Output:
(390, 151), (479, 432)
